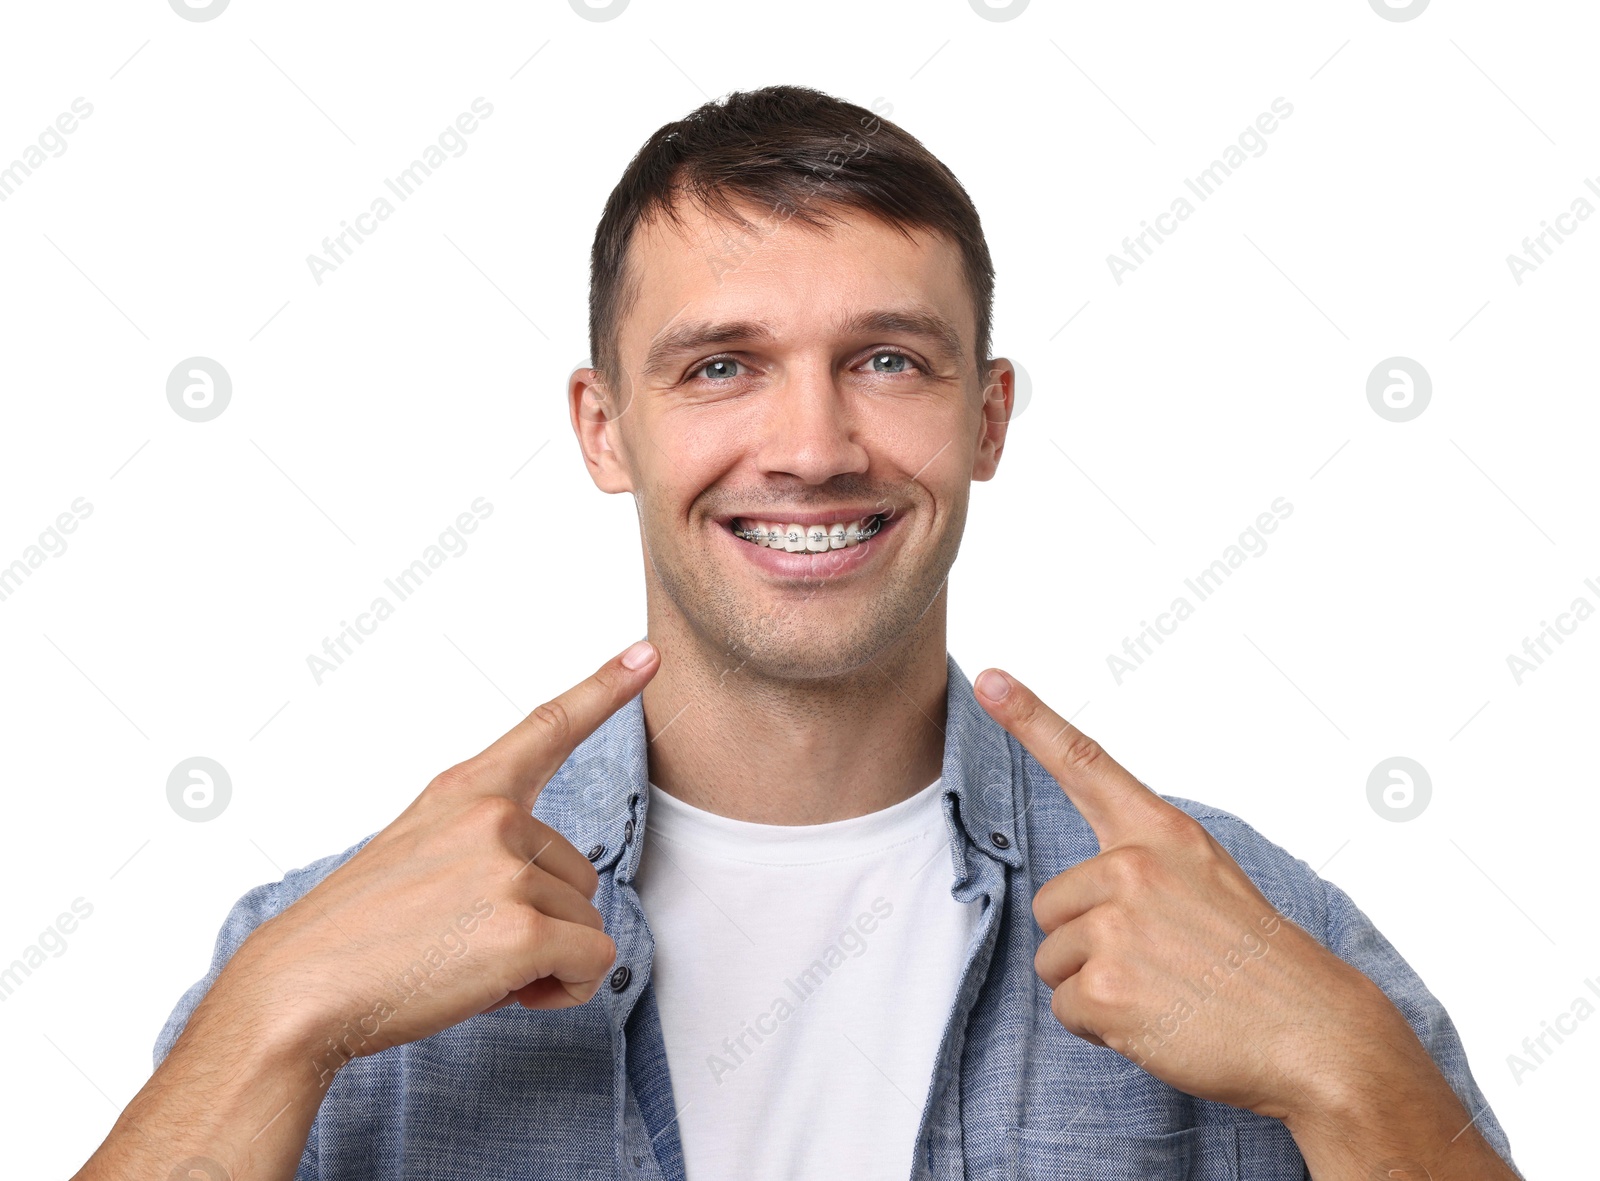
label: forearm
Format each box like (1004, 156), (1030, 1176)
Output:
(1281, 999), (1517, 1180)
(1287, 1091), (1517, 1180)
(72, 996), (328, 1181)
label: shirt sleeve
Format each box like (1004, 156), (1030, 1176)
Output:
(1317, 873), (1521, 1176)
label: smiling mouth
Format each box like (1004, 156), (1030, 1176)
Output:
(729, 514), (885, 552)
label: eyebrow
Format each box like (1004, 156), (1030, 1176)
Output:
(638, 307), (966, 380)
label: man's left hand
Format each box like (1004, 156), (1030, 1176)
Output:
(973, 665), (1385, 1118)
(973, 667), (1519, 1181)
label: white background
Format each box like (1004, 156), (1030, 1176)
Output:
(1, 0), (1593, 1175)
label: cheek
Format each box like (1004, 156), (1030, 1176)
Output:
(864, 398), (978, 487)
(868, 385), (977, 445)
(627, 406), (746, 508)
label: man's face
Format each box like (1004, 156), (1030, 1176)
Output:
(571, 197), (1011, 681)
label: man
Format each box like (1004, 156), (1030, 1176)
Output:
(74, 86), (1518, 1180)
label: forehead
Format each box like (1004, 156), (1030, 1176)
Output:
(618, 196), (974, 365)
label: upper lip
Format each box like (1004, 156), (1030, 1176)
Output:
(718, 507), (891, 527)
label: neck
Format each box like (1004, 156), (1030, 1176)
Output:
(640, 592), (950, 825)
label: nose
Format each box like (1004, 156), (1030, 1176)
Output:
(753, 359), (870, 485)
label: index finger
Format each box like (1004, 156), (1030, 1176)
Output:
(474, 639), (660, 810)
(973, 667), (1171, 846)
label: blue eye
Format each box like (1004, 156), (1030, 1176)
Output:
(692, 351), (917, 383)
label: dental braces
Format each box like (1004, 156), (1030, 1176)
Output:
(733, 516), (884, 543)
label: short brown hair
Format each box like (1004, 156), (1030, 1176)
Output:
(588, 85), (995, 388)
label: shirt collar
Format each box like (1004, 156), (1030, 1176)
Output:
(539, 653), (1024, 882)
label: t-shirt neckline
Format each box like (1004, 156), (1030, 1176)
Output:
(642, 776), (946, 866)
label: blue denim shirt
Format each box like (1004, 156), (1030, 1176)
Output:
(155, 657), (1519, 1179)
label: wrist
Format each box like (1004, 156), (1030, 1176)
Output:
(78, 986), (334, 1181)
(1273, 999), (1517, 1181)
(182, 970), (343, 1094)
(1275, 981), (1444, 1138)
(1269, 968), (1421, 1128)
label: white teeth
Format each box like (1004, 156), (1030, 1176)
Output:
(732, 516), (882, 550)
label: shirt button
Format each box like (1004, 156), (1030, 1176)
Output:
(609, 965), (632, 992)
(990, 831), (1011, 849)
(586, 843), (605, 861)
(624, 819), (635, 843)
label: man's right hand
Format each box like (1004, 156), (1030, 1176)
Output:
(207, 638), (660, 1070)
(72, 639), (660, 1181)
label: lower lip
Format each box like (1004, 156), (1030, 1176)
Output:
(718, 517), (898, 580)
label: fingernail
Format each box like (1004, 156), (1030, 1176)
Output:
(621, 640), (656, 670)
(976, 670), (1011, 701)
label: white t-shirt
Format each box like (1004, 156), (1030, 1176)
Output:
(632, 776), (982, 1181)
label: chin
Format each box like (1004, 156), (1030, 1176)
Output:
(723, 642), (881, 685)
(647, 518), (959, 681)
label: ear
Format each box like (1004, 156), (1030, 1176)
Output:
(569, 365), (634, 494)
(972, 357), (1014, 482)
